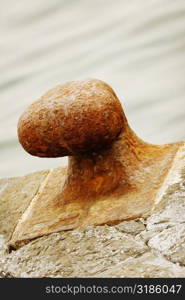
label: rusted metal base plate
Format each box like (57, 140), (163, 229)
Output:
(9, 142), (185, 248)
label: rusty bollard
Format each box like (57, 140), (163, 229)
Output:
(10, 79), (184, 247)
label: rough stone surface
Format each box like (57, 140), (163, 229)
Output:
(0, 170), (48, 241)
(0, 225), (148, 277)
(0, 152), (185, 277)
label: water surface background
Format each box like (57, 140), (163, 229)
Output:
(1, 0), (185, 178)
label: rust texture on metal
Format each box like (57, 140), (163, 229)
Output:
(18, 79), (125, 157)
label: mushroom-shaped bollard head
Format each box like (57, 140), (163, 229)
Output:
(18, 79), (125, 157)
